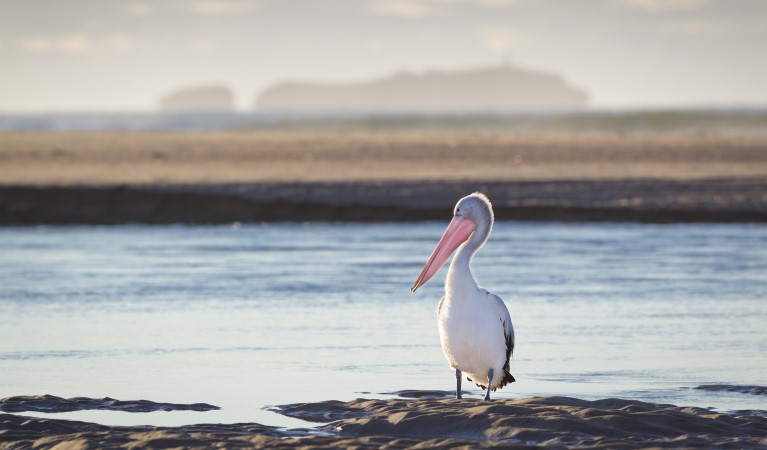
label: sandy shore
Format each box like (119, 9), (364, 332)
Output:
(2, 393), (766, 449)
(2, 131), (767, 184)
(1, 131), (766, 223)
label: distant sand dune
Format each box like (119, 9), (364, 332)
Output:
(1, 131), (766, 185)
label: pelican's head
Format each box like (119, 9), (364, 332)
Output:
(453, 192), (494, 238)
(411, 192), (494, 292)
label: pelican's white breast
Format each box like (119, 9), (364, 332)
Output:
(437, 288), (509, 389)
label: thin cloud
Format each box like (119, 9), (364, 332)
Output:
(480, 27), (519, 53)
(188, 38), (217, 54)
(124, 2), (155, 16)
(619, 0), (707, 13)
(21, 34), (90, 55)
(660, 18), (719, 34)
(104, 34), (138, 51)
(363, 37), (384, 52)
(660, 17), (767, 35)
(370, 1), (428, 18)
(12, 33), (139, 55)
(185, 0), (260, 15)
(446, 0), (516, 5)
(370, 0), (517, 18)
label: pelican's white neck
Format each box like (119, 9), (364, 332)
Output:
(445, 214), (491, 297)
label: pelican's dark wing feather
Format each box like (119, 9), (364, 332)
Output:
(488, 292), (516, 389)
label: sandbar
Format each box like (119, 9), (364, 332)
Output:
(1, 131), (766, 224)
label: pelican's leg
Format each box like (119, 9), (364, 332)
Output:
(455, 369), (462, 399)
(484, 368), (494, 401)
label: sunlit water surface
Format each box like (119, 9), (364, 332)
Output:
(1, 222), (765, 427)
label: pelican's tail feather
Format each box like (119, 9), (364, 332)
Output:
(499, 370), (516, 388)
(469, 373), (515, 391)
(496, 356), (516, 389)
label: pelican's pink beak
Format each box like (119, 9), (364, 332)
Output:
(411, 215), (477, 292)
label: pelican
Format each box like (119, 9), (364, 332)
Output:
(411, 192), (515, 401)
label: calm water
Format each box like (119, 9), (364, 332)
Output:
(1, 222), (766, 427)
(2, 110), (767, 134)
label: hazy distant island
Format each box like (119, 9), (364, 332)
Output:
(158, 85), (233, 112)
(255, 64), (589, 112)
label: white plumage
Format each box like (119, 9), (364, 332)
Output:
(412, 193), (515, 400)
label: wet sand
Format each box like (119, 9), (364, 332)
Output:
(0, 395), (219, 414)
(3, 132), (767, 184)
(2, 393), (766, 449)
(0, 131), (766, 224)
(3, 178), (767, 224)
(695, 385), (767, 396)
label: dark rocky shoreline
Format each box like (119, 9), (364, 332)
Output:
(2, 178), (766, 225)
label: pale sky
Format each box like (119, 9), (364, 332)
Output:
(1, 0), (765, 112)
